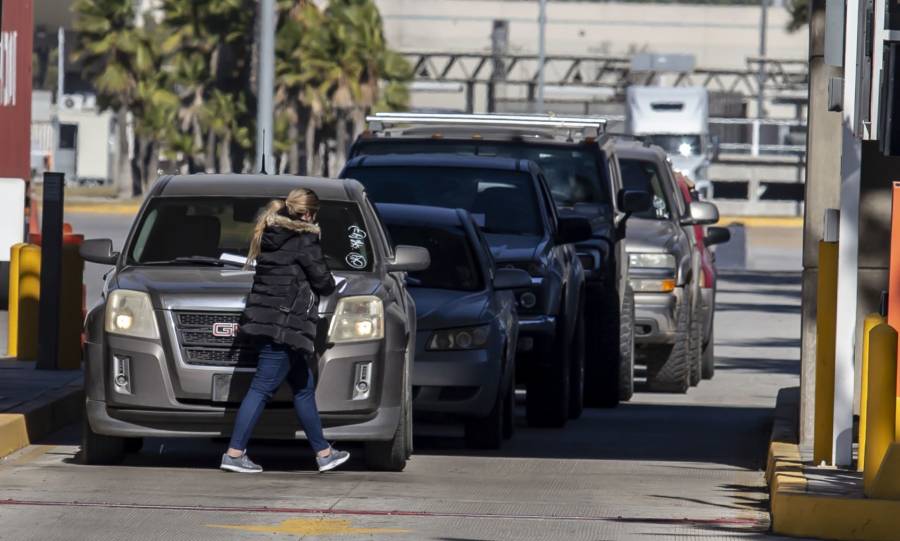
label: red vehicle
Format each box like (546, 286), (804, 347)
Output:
(673, 172), (729, 379)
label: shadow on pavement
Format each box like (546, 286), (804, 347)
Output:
(715, 356), (800, 376)
(716, 302), (800, 315)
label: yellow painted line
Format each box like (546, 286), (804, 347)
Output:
(207, 518), (408, 536)
(0, 414), (30, 460)
(718, 215), (803, 228)
(61, 203), (140, 215)
(0, 445), (54, 472)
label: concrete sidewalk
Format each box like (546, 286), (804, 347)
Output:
(0, 312), (84, 460)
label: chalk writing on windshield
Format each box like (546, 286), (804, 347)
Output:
(345, 225), (369, 270)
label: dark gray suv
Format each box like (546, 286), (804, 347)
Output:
(79, 175), (429, 471)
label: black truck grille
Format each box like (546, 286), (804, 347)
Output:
(174, 311), (256, 367)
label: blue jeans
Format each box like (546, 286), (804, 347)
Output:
(228, 341), (330, 454)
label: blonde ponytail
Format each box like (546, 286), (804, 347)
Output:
(245, 199), (285, 269)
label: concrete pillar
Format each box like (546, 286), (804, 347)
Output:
(799, 0), (843, 452)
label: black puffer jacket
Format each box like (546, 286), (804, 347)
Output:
(240, 214), (336, 354)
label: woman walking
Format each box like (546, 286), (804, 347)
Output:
(221, 188), (350, 474)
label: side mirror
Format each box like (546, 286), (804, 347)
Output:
(493, 268), (532, 290)
(617, 189), (652, 214)
(80, 238), (119, 265)
(555, 215), (593, 245)
(388, 245), (430, 272)
(682, 201), (719, 226)
(704, 226), (731, 246)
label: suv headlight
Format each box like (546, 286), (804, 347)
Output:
(629, 253), (676, 270)
(630, 278), (676, 293)
(328, 296), (384, 343)
(105, 290), (159, 339)
(427, 325), (490, 351)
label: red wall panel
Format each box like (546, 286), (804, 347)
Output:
(0, 1), (34, 182)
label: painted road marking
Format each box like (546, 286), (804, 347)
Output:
(0, 498), (764, 528)
(207, 518), (407, 536)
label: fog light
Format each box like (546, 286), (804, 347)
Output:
(352, 362), (373, 400)
(112, 355), (132, 394)
(519, 292), (537, 309)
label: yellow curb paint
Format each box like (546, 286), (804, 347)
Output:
(0, 414), (30, 460)
(62, 204), (140, 215)
(0, 445), (53, 472)
(207, 518), (408, 536)
(718, 216), (803, 228)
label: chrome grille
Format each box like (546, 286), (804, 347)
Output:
(173, 311), (254, 367)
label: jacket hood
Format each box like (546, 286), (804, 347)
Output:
(624, 218), (682, 253)
(261, 216), (320, 250)
(410, 288), (490, 330)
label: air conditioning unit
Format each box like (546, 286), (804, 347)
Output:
(60, 94), (85, 111)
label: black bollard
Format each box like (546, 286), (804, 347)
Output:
(37, 172), (64, 370)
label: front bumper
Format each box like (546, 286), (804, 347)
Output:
(86, 398), (401, 441)
(411, 347), (501, 418)
(633, 287), (685, 345)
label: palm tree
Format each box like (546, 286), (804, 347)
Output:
(72, 0), (142, 196)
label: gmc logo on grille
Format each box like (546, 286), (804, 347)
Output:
(211, 322), (240, 338)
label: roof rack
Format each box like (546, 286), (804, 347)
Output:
(366, 112), (607, 139)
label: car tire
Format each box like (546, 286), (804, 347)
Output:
(365, 356), (411, 471)
(619, 287), (636, 402)
(701, 326), (715, 380)
(568, 305), (586, 420)
(584, 288), (621, 408)
(688, 297), (703, 387)
(645, 295), (690, 394)
(526, 323), (571, 428)
(80, 417), (125, 465)
(465, 384), (504, 450)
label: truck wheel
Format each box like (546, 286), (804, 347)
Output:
(465, 384), (504, 449)
(584, 288), (621, 408)
(701, 326), (715, 380)
(619, 287), (635, 402)
(645, 297), (690, 393)
(688, 304), (703, 387)
(568, 308), (585, 420)
(80, 418), (125, 465)
(526, 328), (571, 428)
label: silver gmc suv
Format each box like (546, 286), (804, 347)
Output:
(79, 174), (429, 471)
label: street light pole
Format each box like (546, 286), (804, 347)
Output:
(536, 0), (547, 113)
(256, 0), (275, 173)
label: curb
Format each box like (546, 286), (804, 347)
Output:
(719, 216), (803, 228)
(767, 386), (900, 541)
(63, 203), (140, 215)
(0, 381), (83, 460)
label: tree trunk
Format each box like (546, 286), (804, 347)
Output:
(288, 105), (301, 175)
(305, 116), (318, 176)
(205, 129), (217, 173)
(219, 132), (232, 173)
(130, 135), (145, 197)
(145, 141), (159, 190)
(334, 109), (349, 171)
(115, 107), (133, 198)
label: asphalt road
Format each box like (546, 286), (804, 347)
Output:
(0, 217), (802, 540)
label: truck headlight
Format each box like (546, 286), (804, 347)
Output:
(630, 278), (676, 293)
(328, 296), (384, 343)
(105, 290), (159, 339)
(427, 325), (490, 351)
(629, 253), (676, 270)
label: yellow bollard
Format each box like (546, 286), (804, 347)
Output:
(859, 313), (886, 472)
(6, 244), (25, 357)
(814, 240), (839, 465)
(16, 245), (42, 361)
(863, 323), (898, 497)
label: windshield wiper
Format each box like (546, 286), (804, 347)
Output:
(141, 256), (244, 267)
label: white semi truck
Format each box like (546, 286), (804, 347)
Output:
(625, 86), (715, 197)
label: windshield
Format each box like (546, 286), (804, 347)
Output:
(352, 141), (608, 206)
(644, 135), (702, 157)
(619, 159), (672, 220)
(384, 223), (483, 291)
(344, 166), (544, 237)
(128, 197), (375, 272)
